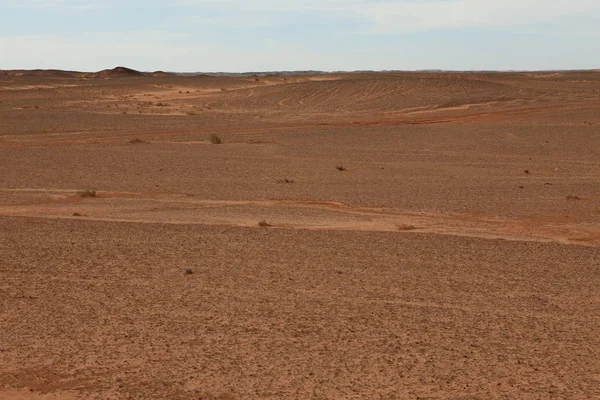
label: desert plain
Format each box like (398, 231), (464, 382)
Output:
(0, 68), (599, 399)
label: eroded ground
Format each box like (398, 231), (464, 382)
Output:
(1, 70), (599, 399)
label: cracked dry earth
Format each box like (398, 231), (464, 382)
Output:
(1, 70), (599, 399)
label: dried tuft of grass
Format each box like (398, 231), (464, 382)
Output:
(336, 165), (347, 171)
(128, 138), (148, 144)
(258, 220), (272, 227)
(209, 134), (222, 144)
(72, 212), (82, 217)
(396, 224), (417, 231)
(77, 189), (97, 198)
(566, 195), (582, 200)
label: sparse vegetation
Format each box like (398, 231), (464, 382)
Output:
(184, 269), (193, 275)
(77, 189), (97, 198)
(155, 102), (168, 107)
(129, 138), (148, 144)
(524, 169), (530, 174)
(566, 195), (582, 200)
(336, 165), (347, 171)
(209, 134), (222, 144)
(277, 178), (294, 184)
(397, 224), (417, 231)
(258, 220), (271, 227)
(72, 212), (82, 217)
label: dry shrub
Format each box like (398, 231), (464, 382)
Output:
(397, 224), (417, 231)
(209, 134), (222, 144)
(129, 138), (148, 144)
(77, 189), (97, 198)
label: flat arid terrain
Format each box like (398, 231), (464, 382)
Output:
(1, 67), (599, 399)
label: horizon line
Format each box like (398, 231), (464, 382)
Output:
(2, 66), (599, 75)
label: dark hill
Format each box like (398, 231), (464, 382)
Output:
(94, 66), (147, 78)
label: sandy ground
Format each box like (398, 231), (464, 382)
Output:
(1, 70), (599, 399)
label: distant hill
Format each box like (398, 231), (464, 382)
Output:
(92, 66), (148, 78)
(0, 69), (81, 78)
(0, 66), (155, 79)
(150, 71), (172, 77)
(1, 67), (598, 79)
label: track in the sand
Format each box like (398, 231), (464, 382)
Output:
(1, 188), (598, 247)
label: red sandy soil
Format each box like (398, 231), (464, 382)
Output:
(0, 68), (599, 399)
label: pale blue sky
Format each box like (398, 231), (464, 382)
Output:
(1, 0), (599, 72)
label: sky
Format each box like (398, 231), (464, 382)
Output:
(1, 0), (599, 72)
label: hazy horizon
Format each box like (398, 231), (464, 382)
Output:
(3, 66), (600, 74)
